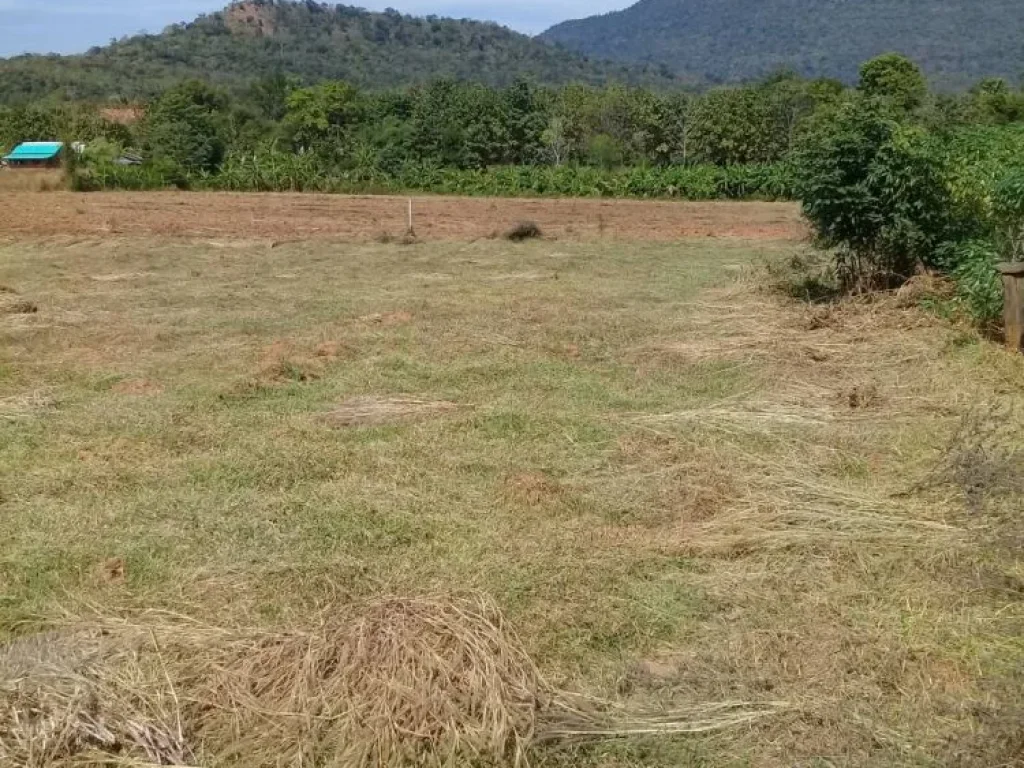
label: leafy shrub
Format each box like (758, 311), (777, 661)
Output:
(795, 98), (972, 290)
(992, 168), (1024, 262)
(940, 239), (1004, 323)
(79, 155), (797, 202)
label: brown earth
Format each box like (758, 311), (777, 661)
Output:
(0, 192), (806, 242)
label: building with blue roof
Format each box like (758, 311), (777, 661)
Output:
(3, 142), (64, 168)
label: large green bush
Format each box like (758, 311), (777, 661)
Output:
(795, 98), (972, 289)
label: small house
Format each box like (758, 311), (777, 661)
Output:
(3, 142), (65, 168)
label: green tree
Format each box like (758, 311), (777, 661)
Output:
(587, 133), (623, 170)
(688, 86), (787, 165)
(144, 80), (230, 172)
(858, 54), (927, 112)
(283, 81), (364, 158)
(970, 78), (1024, 124)
(795, 97), (969, 289)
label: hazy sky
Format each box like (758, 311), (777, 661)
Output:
(0, 1), (629, 57)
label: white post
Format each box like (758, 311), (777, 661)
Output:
(407, 199), (414, 235)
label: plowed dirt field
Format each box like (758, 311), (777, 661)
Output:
(0, 191), (805, 241)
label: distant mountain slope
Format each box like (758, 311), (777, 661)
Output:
(541, 0), (1024, 87)
(0, 1), (676, 105)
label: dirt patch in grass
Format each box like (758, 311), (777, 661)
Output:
(111, 378), (164, 396)
(256, 340), (325, 383)
(314, 340), (351, 359)
(89, 272), (149, 283)
(324, 396), (459, 428)
(504, 472), (567, 507)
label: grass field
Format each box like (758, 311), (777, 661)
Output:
(0, 212), (1022, 766)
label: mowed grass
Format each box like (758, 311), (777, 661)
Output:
(1, 234), (1022, 766)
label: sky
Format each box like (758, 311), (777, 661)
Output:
(0, 0), (629, 57)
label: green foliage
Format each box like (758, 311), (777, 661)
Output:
(991, 168), (1024, 268)
(858, 54), (927, 112)
(541, 0), (1024, 88)
(970, 78), (1024, 125)
(688, 86), (785, 165)
(795, 97), (969, 288)
(0, 1), (676, 107)
(284, 81), (364, 157)
(144, 80), (230, 172)
(81, 151), (796, 201)
(586, 134), (623, 170)
(943, 239), (1005, 323)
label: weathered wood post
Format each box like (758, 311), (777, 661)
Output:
(998, 262), (1024, 353)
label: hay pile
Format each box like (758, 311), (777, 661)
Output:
(324, 396), (458, 427)
(0, 294), (37, 315)
(0, 596), (784, 768)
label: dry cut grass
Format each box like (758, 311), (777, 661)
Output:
(0, 170), (63, 193)
(0, 236), (1021, 767)
(0, 596), (785, 768)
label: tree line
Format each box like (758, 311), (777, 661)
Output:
(2, 54), (1023, 326)
(2, 54), (1021, 188)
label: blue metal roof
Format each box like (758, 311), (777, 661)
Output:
(4, 142), (64, 161)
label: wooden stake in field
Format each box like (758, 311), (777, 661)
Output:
(998, 262), (1024, 352)
(407, 198), (415, 237)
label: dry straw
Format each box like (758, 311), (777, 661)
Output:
(0, 595), (786, 767)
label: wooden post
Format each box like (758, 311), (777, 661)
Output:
(997, 262), (1024, 353)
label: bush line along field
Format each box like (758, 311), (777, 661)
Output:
(76, 160), (797, 201)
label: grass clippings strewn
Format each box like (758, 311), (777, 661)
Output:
(324, 396), (458, 427)
(0, 391), (55, 422)
(0, 595), (785, 768)
(0, 232), (1020, 767)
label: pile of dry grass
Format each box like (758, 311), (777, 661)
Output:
(324, 396), (459, 427)
(0, 596), (786, 768)
(0, 293), (37, 316)
(0, 627), (193, 767)
(626, 275), (979, 558)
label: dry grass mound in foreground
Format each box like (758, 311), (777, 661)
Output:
(0, 294), (37, 315)
(0, 595), (785, 768)
(324, 396), (459, 427)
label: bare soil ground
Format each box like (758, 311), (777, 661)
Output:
(0, 191), (806, 241)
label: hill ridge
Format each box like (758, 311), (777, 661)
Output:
(0, 0), (677, 105)
(541, 0), (1024, 88)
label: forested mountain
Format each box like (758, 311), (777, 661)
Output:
(541, 0), (1024, 88)
(0, 0), (676, 106)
